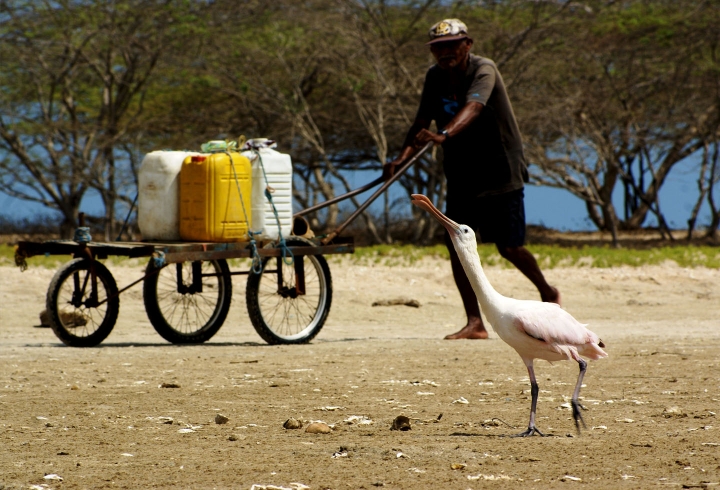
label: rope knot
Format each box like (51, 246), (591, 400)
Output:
(248, 230), (263, 274)
(73, 227), (92, 244)
(152, 251), (166, 268)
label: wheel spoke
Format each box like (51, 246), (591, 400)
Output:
(47, 259), (118, 347)
(246, 241), (332, 344)
(144, 260), (232, 344)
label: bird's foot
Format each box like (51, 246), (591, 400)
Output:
(512, 426), (545, 438)
(444, 323), (489, 340)
(572, 400), (587, 432)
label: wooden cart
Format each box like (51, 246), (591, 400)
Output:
(13, 143), (430, 347)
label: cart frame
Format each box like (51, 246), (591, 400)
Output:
(14, 143), (431, 347)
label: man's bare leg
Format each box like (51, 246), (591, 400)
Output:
(497, 245), (561, 305)
(444, 234), (489, 340)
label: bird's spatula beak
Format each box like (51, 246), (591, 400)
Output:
(410, 194), (461, 233)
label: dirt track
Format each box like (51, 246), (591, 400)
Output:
(1, 257), (719, 489)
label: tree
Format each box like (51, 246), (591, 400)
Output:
(173, 0), (435, 241)
(0, 0), (199, 238)
(522, 0), (720, 241)
(3, 0), (717, 243)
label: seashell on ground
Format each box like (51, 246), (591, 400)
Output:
(343, 415), (373, 425)
(332, 448), (348, 458)
(562, 475), (582, 482)
(39, 308), (87, 328)
(39, 309), (50, 327)
(662, 406), (687, 418)
(283, 417), (303, 430)
(371, 298), (421, 308)
(391, 415), (411, 431)
(305, 422), (331, 434)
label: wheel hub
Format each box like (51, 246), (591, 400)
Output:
(278, 286), (299, 299)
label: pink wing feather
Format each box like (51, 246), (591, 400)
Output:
(514, 302), (604, 355)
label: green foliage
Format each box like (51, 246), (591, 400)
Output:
(526, 244), (720, 269)
(2, 242), (718, 271)
(329, 243), (720, 269)
(0, 244), (70, 269)
(1, 0), (719, 241)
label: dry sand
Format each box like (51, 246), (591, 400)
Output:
(0, 256), (719, 489)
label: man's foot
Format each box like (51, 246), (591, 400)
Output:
(444, 323), (489, 340)
(541, 286), (562, 306)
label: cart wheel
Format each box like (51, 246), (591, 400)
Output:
(46, 258), (119, 347)
(143, 259), (232, 344)
(246, 238), (333, 344)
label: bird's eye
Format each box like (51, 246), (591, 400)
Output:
(463, 228), (468, 234)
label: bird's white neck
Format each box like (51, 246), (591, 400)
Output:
(457, 245), (505, 322)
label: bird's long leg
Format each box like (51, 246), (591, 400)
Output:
(513, 361), (545, 437)
(571, 359), (588, 433)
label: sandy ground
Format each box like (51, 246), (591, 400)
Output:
(0, 255), (719, 489)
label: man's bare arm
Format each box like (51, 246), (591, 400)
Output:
(383, 101), (484, 179)
(414, 101), (484, 146)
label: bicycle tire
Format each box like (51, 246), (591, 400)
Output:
(143, 259), (232, 344)
(246, 238), (332, 344)
(46, 258), (119, 347)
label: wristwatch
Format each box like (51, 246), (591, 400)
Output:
(437, 129), (449, 138)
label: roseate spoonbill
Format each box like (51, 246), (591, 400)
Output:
(411, 194), (607, 436)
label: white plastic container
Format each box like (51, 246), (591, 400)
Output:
(138, 150), (198, 241)
(242, 148), (293, 240)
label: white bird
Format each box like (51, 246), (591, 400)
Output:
(411, 194), (607, 436)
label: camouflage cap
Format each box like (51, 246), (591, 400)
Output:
(426, 19), (469, 45)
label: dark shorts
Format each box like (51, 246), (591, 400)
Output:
(445, 188), (526, 247)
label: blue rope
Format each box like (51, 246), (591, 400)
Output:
(74, 227), (92, 244)
(223, 150), (268, 273)
(248, 230), (263, 274)
(204, 142), (294, 273)
(225, 150), (252, 234)
(153, 251), (166, 268)
(254, 149), (294, 266)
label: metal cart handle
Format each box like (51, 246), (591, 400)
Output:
(294, 142), (433, 244)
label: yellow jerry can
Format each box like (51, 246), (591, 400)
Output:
(179, 152), (252, 242)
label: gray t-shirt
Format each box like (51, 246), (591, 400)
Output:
(416, 54), (529, 197)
